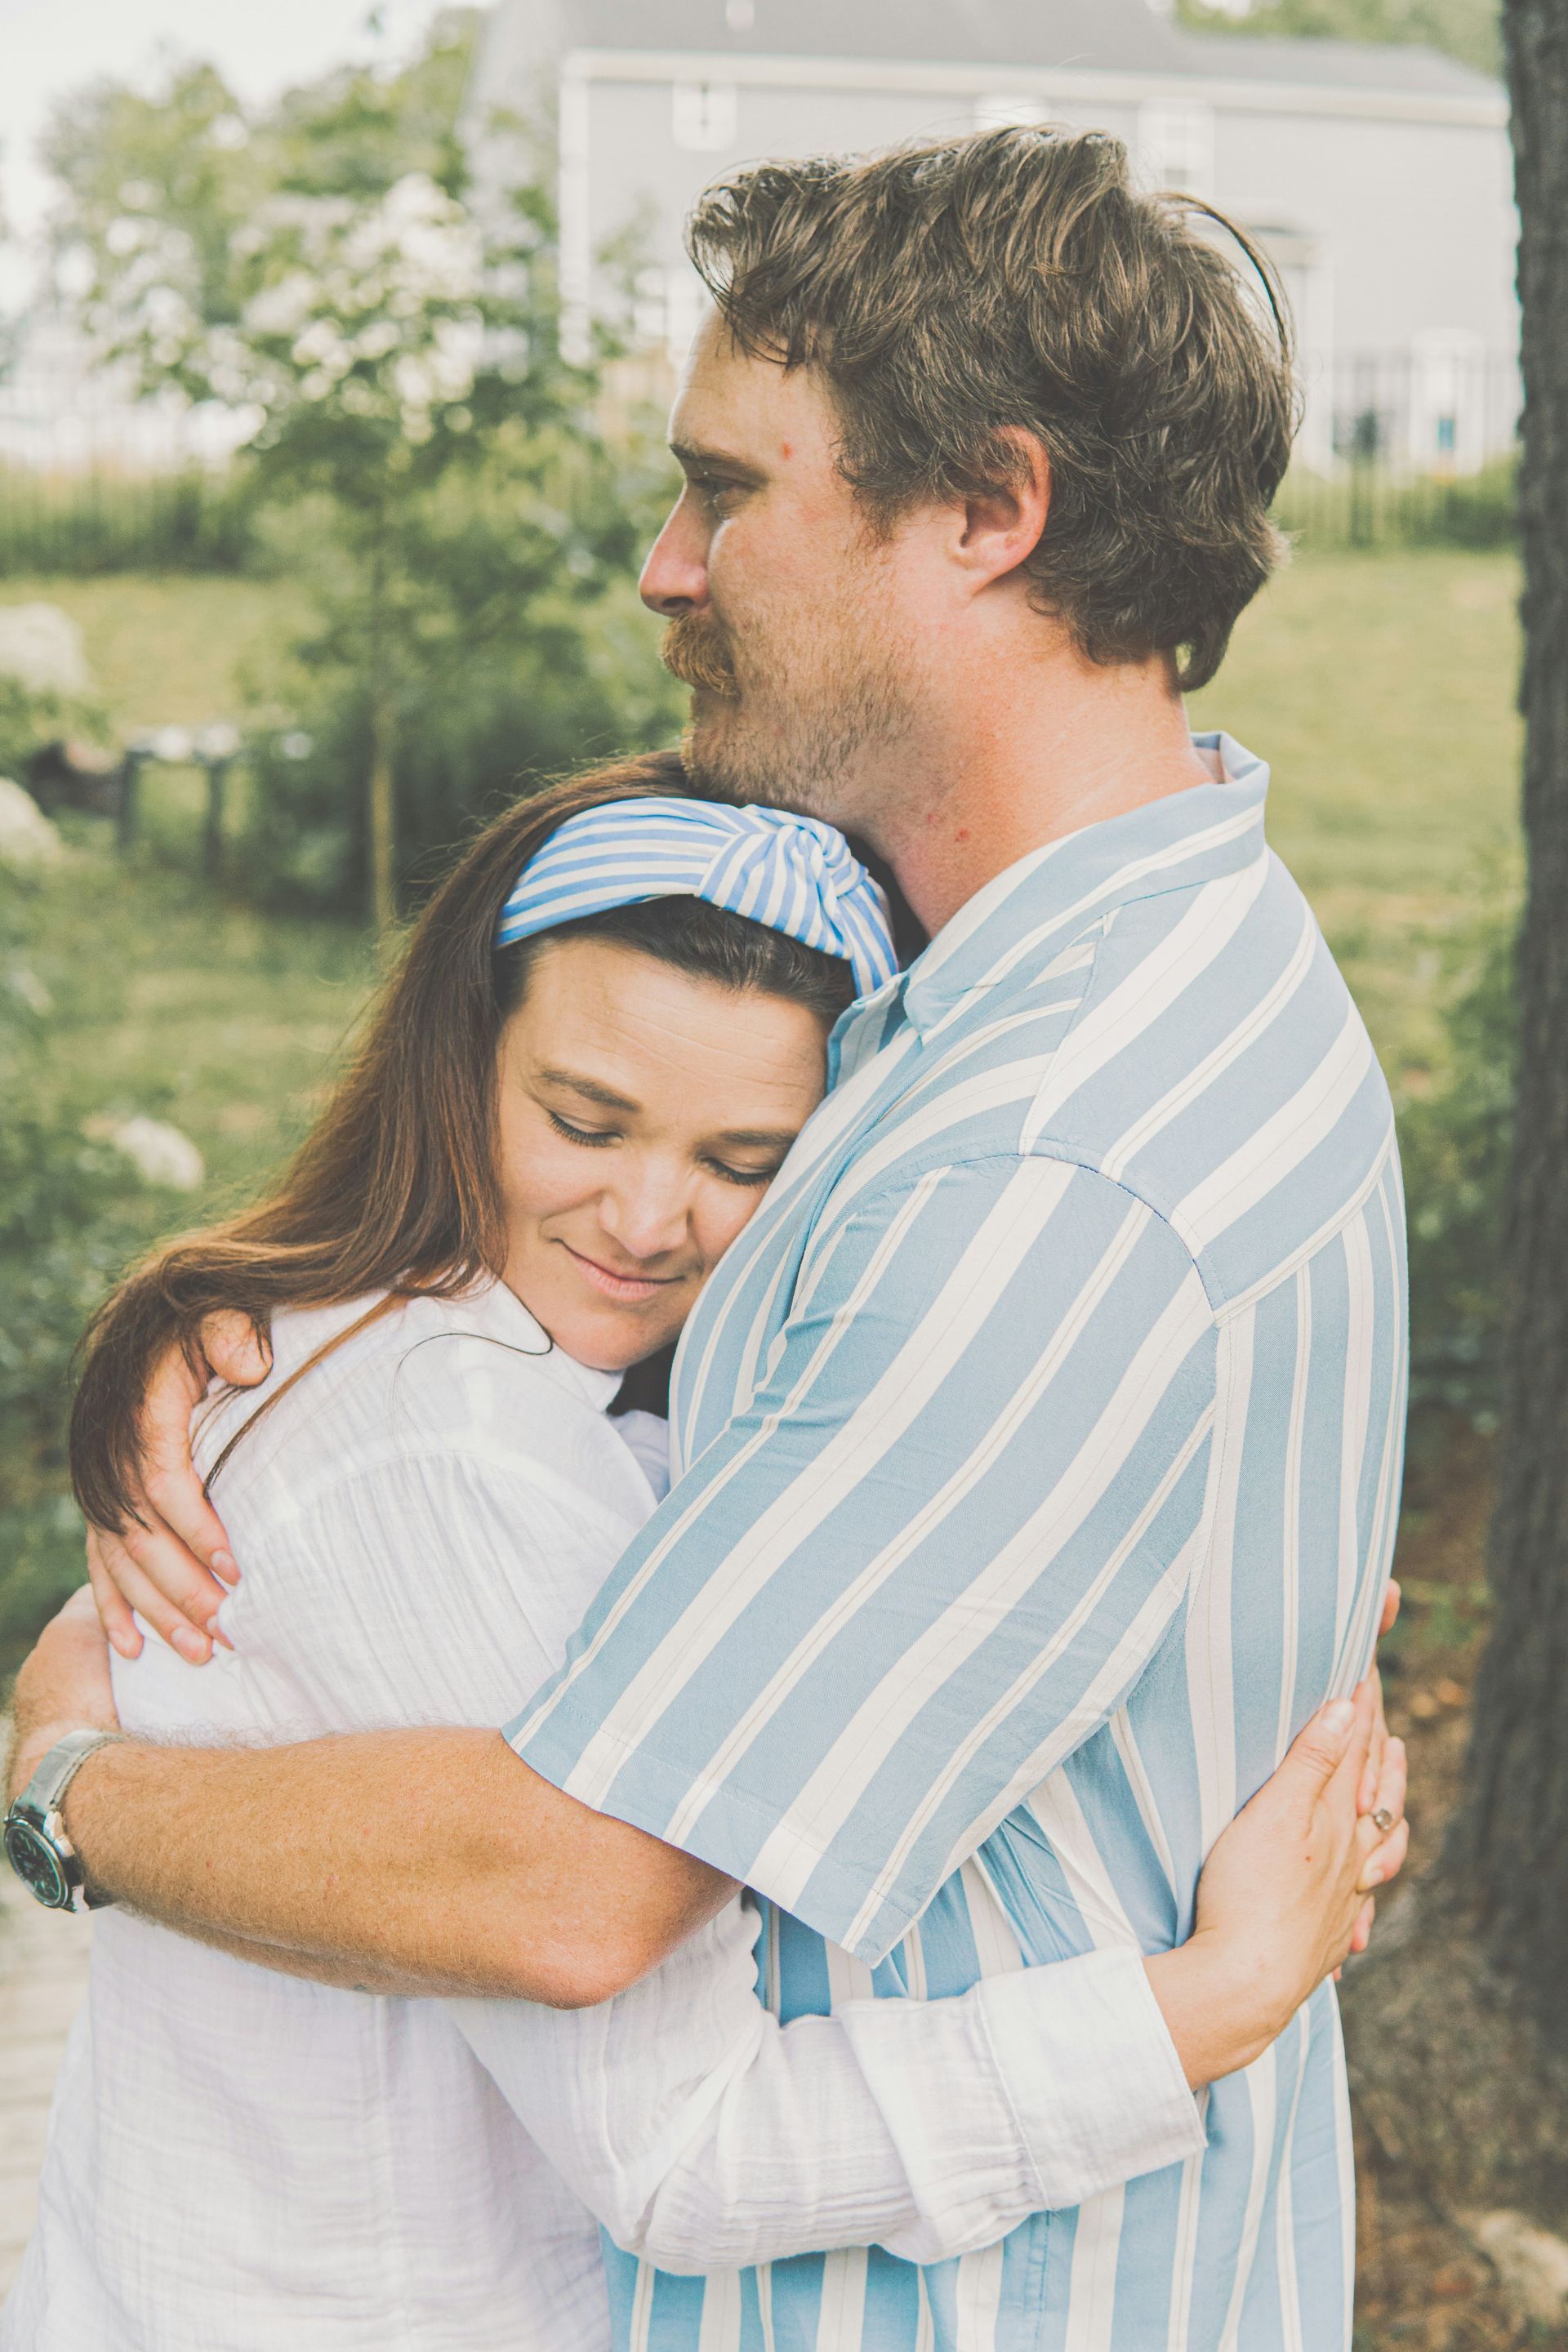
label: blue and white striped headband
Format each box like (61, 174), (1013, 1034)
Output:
(495, 798), (899, 1002)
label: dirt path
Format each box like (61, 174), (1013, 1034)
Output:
(0, 1872), (92, 2298)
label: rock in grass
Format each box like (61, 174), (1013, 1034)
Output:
(1468, 2211), (1568, 2326)
(0, 777), (64, 869)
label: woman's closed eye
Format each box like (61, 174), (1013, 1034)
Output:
(546, 1110), (777, 1189)
(705, 1156), (780, 1191)
(546, 1108), (619, 1149)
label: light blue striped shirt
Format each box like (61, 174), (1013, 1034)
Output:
(510, 737), (1407, 2352)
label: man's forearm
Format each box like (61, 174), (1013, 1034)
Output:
(60, 1726), (733, 2003)
(154, 1910), (443, 1996)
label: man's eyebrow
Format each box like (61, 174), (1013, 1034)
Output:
(670, 438), (766, 483)
(538, 1068), (639, 1112)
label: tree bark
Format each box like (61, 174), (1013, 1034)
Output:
(1446, 0), (1568, 2010)
(1338, 18), (1568, 2274)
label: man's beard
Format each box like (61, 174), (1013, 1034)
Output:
(661, 610), (911, 830)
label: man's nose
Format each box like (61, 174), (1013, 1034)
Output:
(639, 493), (709, 617)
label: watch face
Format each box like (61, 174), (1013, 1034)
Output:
(4, 1815), (71, 1909)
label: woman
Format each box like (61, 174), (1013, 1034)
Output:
(6, 755), (1403, 2350)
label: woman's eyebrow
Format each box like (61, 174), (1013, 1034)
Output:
(539, 1068), (639, 1112)
(714, 1126), (800, 1152)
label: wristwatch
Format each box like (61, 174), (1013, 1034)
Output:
(4, 1729), (122, 1912)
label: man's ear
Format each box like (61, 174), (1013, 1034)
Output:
(955, 429), (1051, 594)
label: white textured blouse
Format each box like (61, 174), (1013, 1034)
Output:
(4, 1281), (1200, 2352)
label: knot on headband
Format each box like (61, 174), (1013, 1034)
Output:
(495, 798), (899, 1002)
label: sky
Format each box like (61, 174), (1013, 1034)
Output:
(0, 0), (456, 305)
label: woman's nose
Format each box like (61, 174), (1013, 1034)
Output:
(639, 492), (710, 617)
(599, 1172), (689, 1261)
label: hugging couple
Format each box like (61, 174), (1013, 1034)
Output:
(4, 125), (1408, 2352)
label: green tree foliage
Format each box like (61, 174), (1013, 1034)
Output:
(1178, 0), (1501, 76)
(41, 11), (680, 923)
(1397, 902), (1516, 1413)
(0, 866), (159, 1677)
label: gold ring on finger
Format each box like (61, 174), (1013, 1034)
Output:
(1370, 1806), (1396, 1835)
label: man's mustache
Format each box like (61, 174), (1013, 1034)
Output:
(662, 616), (741, 698)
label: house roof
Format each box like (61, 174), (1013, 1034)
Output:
(535, 0), (1499, 102)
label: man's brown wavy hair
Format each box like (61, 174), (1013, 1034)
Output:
(687, 126), (1297, 692)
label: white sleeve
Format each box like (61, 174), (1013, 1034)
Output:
(451, 1903), (1205, 2273)
(253, 1413), (1203, 2274)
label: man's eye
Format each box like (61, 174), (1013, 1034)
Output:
(690, 474), (744, 514)
(547, 1110), (617, 1148)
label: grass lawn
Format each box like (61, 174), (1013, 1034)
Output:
(2, 543), (1524, 1219)
(1187, 546), (1521, 1075)
(33, 852), (375, 1222)
(1, 572), (296, 730)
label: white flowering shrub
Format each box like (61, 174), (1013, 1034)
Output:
(42, 24), (677, 921)
(0, 604), (101, 780)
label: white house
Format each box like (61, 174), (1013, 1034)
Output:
(471, 0), (1518, 474)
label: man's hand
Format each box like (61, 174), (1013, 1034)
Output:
(85, 1311), (269, 1665)
(7, 1588), (121, 1802)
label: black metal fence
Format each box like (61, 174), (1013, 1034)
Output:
(0, 462), (255, 577)
(0, 338), (255, 576)
(1276, 347), (1520, 551)
(0, 346), (1522, 571)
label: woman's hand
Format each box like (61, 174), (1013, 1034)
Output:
(85, 1312), (269, 1666)
(1145, 1672), (1408, 2089)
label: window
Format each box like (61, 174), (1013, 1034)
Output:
(672, 82), (738, 152)
(1136, 100), (1215, 198)
(634, 266), (710, 365)
(1411, 329), (1486, 476)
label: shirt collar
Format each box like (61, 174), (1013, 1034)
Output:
(453, 1275), (625, 1413)
(898, 733), (1271, 1037)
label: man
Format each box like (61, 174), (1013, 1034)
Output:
(11, 128), (1405, 2346)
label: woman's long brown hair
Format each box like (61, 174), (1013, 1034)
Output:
(70, 750), (729, 1534)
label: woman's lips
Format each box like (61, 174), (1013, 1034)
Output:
(562, 1244), (684, 1304)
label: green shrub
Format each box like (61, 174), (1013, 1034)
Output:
(1276, 455), (1519, 554)
(235, 578), (681, 913)
(0, 865), (162, 1679)
(1397, 902), (1516, 1417)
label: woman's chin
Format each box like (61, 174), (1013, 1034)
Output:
(546, 1294), (684, 1377)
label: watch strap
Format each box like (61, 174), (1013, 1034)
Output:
(21, 1727), (124, 1824)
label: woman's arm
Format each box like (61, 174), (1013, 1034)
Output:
(450, 1685), (1402, 2274)
(32, 1381), (1404, 2271)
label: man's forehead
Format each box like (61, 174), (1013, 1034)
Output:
(668, 317), (831, 463)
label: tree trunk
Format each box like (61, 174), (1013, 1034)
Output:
(1447, 0), (1568, 2007)
(1336, 5), (1568, 2287)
